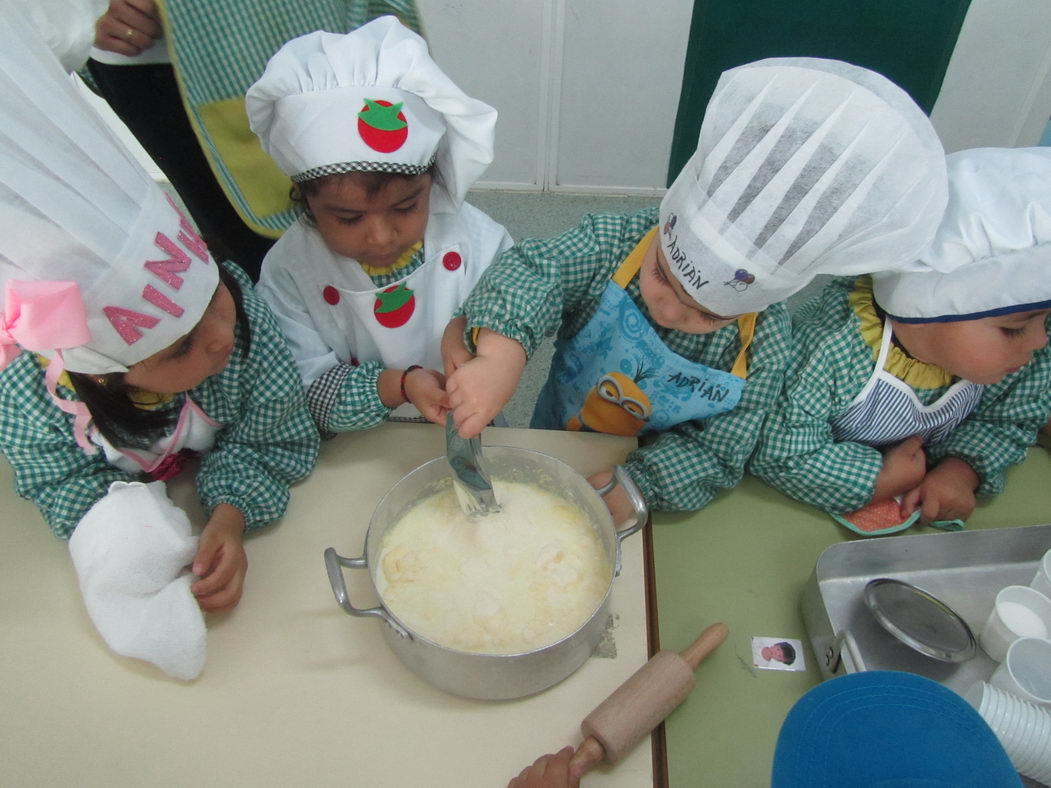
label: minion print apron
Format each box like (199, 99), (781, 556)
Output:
(532, 228), (756, 437)
(830, 319), (983, 446)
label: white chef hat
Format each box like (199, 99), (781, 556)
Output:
(0, 7), (219, 447)
(872, 147), (1051, 323)
(659, 57), (948, 317)
(246, 16), (497, 214)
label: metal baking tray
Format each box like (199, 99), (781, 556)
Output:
(802, 523), (1051, 695)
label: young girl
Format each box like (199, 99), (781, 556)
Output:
(444, 58), (947, 519)
(751, 147), (1051, 526)
(0, 9), (319, 680)
(248, 16), (512, 432)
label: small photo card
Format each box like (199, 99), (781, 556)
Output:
(752, 636), (806, 671)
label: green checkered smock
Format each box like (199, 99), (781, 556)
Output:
(750, 276), (1051, 513)
(460, 208), (793, 512)
(0, 265), (320, 540)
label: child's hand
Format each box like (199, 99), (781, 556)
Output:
(191, 503), (247, 612)
(871, 436), (926, 503)
(900, 456), (978, 523)
(507, 747), (581, 788)
(403, 366), (449, 425)
(440, 315), (473, 377)
(446, 329), (526, 438)
(588, 469), (634, 529)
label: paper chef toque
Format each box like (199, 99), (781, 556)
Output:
(873, 147), (1051, 323)
(246, 15), (497, 214)
(0, 3), (219, 449)
(660, 57), (948, 317)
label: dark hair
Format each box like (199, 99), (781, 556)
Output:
(290, 164), (438, 226)
(68, 265), (251, 448)
(774, 641), (796, 663)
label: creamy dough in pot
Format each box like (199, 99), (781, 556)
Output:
(376, 479), (611, 655)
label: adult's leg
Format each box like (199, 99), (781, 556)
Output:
(86, 59), (274, 280)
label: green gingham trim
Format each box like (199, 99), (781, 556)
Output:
(293, 155), (436, 183)
(156, 0), (422, 234)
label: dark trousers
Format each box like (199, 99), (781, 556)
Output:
(87, 59), (274, 281)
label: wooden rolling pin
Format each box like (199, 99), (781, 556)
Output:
(568, 622), (729, 775)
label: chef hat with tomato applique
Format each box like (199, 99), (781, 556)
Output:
(660, 57), (948, 317)
(0, 4), (219, 452)
(247, 16), (497, 215)
(872, 147), (1051, 323)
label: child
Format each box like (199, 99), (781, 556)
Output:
(248, 16), (512, 431)
(444, 58), (947, 518)
(751, 147), (1051, 525)
(0, 8), (319, 680)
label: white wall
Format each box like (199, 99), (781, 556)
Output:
(418, 0), (691, 194)
(930, 0), (1051, 152)
(420, 0), (1051, 194)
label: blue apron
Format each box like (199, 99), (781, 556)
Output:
(532, 228), (756, 437)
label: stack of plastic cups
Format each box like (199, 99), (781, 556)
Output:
(967, 548), (1051, 785)
(965, 676), (1051, 784)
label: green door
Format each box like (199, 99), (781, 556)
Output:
(668, 0), (972, 183)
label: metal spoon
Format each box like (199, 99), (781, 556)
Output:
(445, 413), (500, 516)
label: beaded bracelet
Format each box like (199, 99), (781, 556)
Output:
(400, 365), (423, 402)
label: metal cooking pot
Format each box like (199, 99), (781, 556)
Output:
(324, 446), (647, 700)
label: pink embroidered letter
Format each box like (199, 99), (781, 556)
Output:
(142, 285), (185, 317)
(103, 307), (160, 345)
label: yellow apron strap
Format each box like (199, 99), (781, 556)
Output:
(730, 312), (758, 379)
(612, 227), (658, 289)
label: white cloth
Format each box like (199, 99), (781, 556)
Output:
(659, 57), (947, 317)
(873, 147), (1051, 322)
(246, 16), (497, 214)
(258, 200), (512, 399)
(68, 481), (206, 681)
(0, 4), (218, 375)
(17, 0), (107, 72)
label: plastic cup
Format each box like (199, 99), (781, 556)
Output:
(1032, 548), (1051, 599)
(970, 681), (1051, 781)
(990, 637), (1051, 707)
(980, 585), (1051, 662)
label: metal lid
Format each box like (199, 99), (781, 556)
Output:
(863, 578), (977, 662)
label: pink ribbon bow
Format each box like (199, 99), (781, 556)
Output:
(0, 280), (96, 452)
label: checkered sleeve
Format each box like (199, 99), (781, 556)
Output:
(0, 354), (136, 540)
(749, 286), (884, 513)
(461, 209), (660, 356)
(926, 339), (1051, 496)
(307, 360), (389, 434)
(621, 303), (794, 511)
(196, 267), (320, 529)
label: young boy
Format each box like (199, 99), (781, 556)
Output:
(751, 147), (1051, 525)
(444, 58), (947, 518)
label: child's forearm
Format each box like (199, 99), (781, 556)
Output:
(475, 328), (527, 368)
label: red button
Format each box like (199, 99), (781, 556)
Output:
(323, 285), (340, 305)
(442, 251), (462, 271)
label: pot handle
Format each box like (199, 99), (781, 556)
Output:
(595, 466), (649, 576)
(323, 547), (411, 640)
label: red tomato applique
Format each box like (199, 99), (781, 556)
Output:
(357, 99), (408, 153)
(374, 283), (415, 328)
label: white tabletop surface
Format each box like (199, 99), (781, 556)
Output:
(0, 424), (652, 787)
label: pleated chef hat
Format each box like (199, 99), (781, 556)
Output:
(660, 58), (948, 317)
(247, 16), (497, 214)
(0, 5), (219, 448)
(873, 147), (1051, 323)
